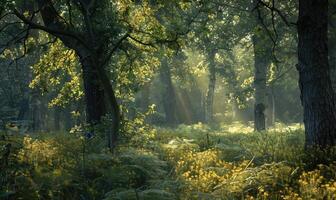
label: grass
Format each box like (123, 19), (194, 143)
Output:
(1, 122), (336, 199)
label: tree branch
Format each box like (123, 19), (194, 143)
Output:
(13, 9), (88, 49)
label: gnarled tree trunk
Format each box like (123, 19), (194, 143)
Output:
(298, 0), (336, 148)
(95, 60), (121, 150)
(37, 0), (120, 150)
(80, 56), (107, 124)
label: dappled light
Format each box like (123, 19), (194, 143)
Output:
(1, 0), (336, 199)
(1, 125), (336, 199)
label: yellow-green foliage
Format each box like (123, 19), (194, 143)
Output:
(30, 40), (83, 107)
(156, 122), (336, 200)
(0, 130), (176, 200)
(1, 122), (336, 200)
(18, 135), (80, 168)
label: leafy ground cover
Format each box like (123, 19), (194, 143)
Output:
(1, 122), (336, 200)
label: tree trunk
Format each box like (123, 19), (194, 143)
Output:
(35, 0), (108, 126)
(193, 88), (205, 123)
(329, 0), (336, 93)
(79, 53), (120, 150)
(205, 50), (217, 123)
(298, 0), (336, 148)
(17, 98), (29, 120)
(95, 60), (121, 150)
(330, 47), (336, 93)
(231, 99), (239, 122)
(252, 34), (270, 131)
(63, 108), (72, 131)
(266, 87), (275, 127)
(17, 0), (120, 150)
(136, 82), (150, 112)
(54, 106), (61, 131)
(329, 35), (336, 92)
(80, 56), (106, 124)
(31, 96), (41, 131)
(271, 88), (275, 125)
(159, 57), (177, 125)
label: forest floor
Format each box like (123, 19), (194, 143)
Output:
(1, 122), (336, 200)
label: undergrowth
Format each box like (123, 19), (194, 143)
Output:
(1, 122), (336, 200)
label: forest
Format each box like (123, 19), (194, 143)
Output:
(0, 0), (336, 199)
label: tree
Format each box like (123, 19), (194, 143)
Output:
(189, 1), (239, 123)
(297, 0), (336, 148)
(159, 56), (177, 125)
(205, 49), (217, 123)
(1, 0), (192, 149)
(251, 0), (273, 131)
(1, 0), (123, 149)
(252, 29), (272, 131)
(329, 0), (336, 92)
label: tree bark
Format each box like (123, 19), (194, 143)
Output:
(205, 50), (217, 123)
(31, 94), (41, 131)
(54, 106), (61, 131)
(77, 53), (120, 149)
(191, 85), (205, 123)
(159, 57), (177, 125)
(298, 0), (336, 148)
(266, 87), (275, 127)
(329, 0), (336, 93)
(77, 49), (121, 150)
(80, 56), (106, 124)
(270, 88), (275, 125)
(252, 34), (271, 131)
(329, 28), (336, 92)
(330, 46), (336, 93)
(95, 60), (121, 150)
(63, 108), (72, 131)
(17, 98), (29, 120)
